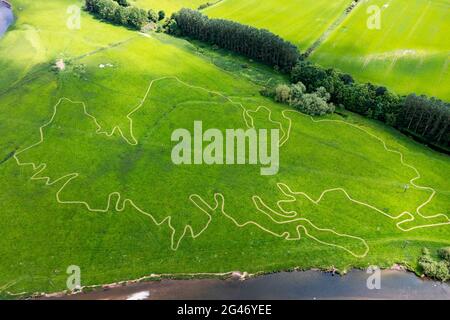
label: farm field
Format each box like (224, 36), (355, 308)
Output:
(205, 0), (353, 51)
(0, 0), (449, 297)
(206, 0), (450, 100)
(311, 0), (450, 100)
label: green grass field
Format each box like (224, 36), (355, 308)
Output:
(206, 0), (450, 100)
(311, 0), (450, 100)
(0, 0), (449, 296)
(205, 0), (352, 50)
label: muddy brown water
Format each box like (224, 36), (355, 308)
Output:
(42, 270), (449, 300)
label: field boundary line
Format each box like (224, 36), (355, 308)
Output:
(303, 0), (361, 58)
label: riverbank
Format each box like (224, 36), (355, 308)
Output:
(37, 269), (449, 300)
(0, 1), (13, 37)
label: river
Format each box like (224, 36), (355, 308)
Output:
(43, 270), (450, 300)
(0, 1), (13, 38)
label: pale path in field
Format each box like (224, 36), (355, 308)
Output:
(13, 76), (450, 261)
(303, 0), (361, 57)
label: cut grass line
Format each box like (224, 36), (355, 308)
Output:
(70, 36), (139, 62)
(13, 76), (450, 261)
(190, 193), (370, 258)
(281, 109), (450, 230)
(12, 76), (289, 252)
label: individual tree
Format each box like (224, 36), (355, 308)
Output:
(128, 7), (149, 29)
(290, 82), (306, 103)
(291, 61), (328, 92)
(275, 84), (291, 103)
(114, 6), (129, 25)
(294, 93), (334, 116)
(148, 9), (158, 22)
(315, 86), (330, 102)
(158, 10), (166, 21)
(439, 248), (450, 262)
(101, 0), (118, 21)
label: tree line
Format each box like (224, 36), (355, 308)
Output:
(84, 0), (165, 30)
(84, 3), (448, 151)
(290, 61), (449, 151)
(166, 9), (448, 151)
(168, 9), (300, 72)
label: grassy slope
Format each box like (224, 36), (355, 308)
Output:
(205, 0), (352, 50)
(0, 0), (449, 295)
(311, 0), (450, 100)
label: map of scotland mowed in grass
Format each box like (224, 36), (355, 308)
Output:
(0, 0), (449, 300)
